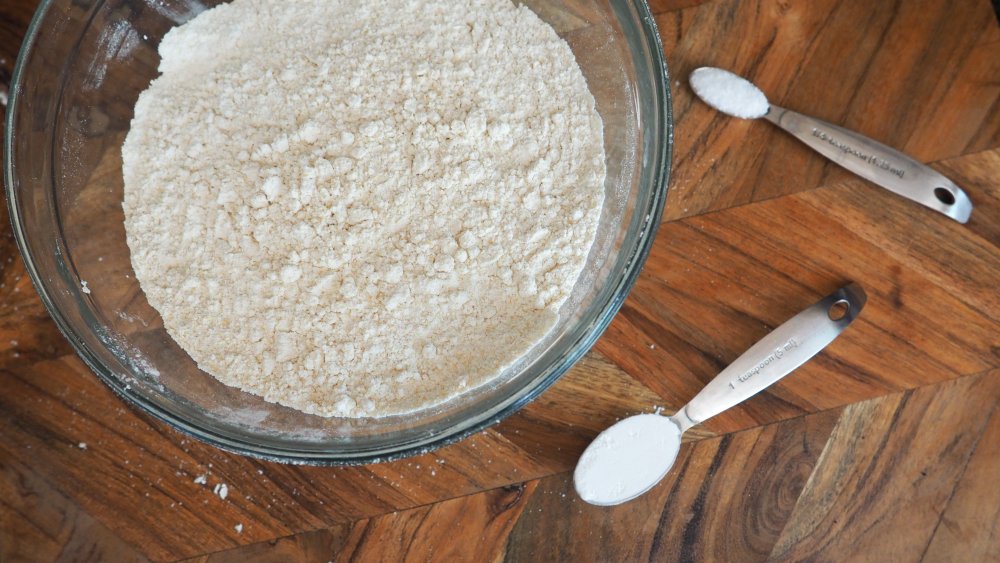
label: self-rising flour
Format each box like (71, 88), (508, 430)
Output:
(122, 0), (606, 417)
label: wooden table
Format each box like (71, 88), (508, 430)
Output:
(1, 1), (998, 561)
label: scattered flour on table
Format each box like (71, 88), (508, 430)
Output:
(122, 0), (606, 417)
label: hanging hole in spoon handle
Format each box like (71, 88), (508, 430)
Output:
(827, 298), (850, 321)
(934, 187), (957, 206)
(675, 283), (867, 432)
(763, 106), (973, 224)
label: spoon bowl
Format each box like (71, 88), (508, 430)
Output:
(574, 414), (681, 506)
(689, 67), (769, 119)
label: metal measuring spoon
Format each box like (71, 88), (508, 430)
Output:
(574, 283), (866, 506)
(689, 67), (973, 223)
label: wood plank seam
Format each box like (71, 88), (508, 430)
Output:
(665, 144), (1000, 226)
(916, 388), (1000, 561)
(58, 368), (999, 561)
(769, 370), (1000, 559)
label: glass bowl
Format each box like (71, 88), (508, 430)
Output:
(4, 0), (672, 464)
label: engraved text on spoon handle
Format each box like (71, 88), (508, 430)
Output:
(764, 106), (972, 223)
(676, 284), (866, 432)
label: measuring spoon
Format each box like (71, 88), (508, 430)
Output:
(689, 67), (972, 223)
(574, 283), (866, 506)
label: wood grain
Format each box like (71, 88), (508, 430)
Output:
(337, 483), (536, 563)
(0, 0), (998, 561)
(0, 456), (147, 562)
(494, 351), (715, 472)
(658, 0), (1000, 220)
(922, 382), (1000, 562)
(0, 350), (671, 561)
(174, 409), (838, 563)
(596, 147), (1000, 435)
(182, 483), (537, 563)
(505, 409), (840, 562)
(0, 0), (33, 101)
(172, 369), (1000, 563)
(770, 369), (1000, 561)
(179, 524), (352, 563)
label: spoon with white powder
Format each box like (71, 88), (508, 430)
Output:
(689, 67), (973, 224)
(574, 283), (866, 506)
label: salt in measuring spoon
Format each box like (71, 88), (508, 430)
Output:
(689, 67), (972, 223)
(574, 283), (866, 506)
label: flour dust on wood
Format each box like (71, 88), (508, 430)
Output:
(122, 0), (606, 417)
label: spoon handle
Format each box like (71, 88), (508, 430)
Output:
(764, 105), (972, 223)
(672, 284), (866, 433)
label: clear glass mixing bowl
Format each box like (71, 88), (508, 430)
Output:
(4, 0), (672, 464)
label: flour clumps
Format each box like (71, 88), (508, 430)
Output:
(122, 0), (606, 417)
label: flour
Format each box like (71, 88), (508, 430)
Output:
(574, 414), (681, 505)
(689, 67), (770, 119)
(122, 0), (606, 417)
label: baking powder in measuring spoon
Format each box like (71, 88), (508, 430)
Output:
(574, 414), (682, 505)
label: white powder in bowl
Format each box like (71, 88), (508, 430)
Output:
(689, 67), (770, 119)
(122, 0), (606, 417)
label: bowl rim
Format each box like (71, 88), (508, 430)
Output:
(4, 0), (674, 465)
